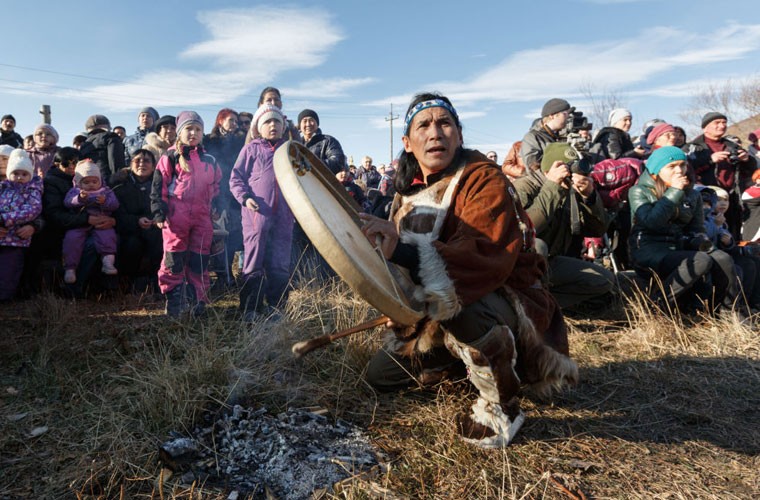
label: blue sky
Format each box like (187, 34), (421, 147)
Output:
(2, 0), (759, 165)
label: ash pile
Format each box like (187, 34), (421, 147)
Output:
(159, 405), (383, 499)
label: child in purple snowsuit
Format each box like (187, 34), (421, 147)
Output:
(62, 160), (119, 284)
(230, 104), (293, 319)
(0, 150), (43, 301)
(150, 111), (221, 318)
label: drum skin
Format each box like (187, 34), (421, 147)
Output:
(274, 141), (424, 325)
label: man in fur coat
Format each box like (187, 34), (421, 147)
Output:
(359, 93), (577, 448)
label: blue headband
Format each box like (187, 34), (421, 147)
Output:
(403, 99), (459, 135)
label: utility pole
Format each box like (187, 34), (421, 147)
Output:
(385, 104), (398, 164)
(40, 105), (51, 124)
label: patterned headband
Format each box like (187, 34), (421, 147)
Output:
(403, 99), (459, 135)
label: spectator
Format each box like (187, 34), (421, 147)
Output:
(248, 87), (300, 143)
(0, 114), (24, 148)
(356, 155), (381, 189)
(79, 114), (126, 181)
(520, 98), (571, 170)
(143, 115), (176, 160)
(646, 123), (677, 153)
(512, 142), (615, 312)
(230, 104), (293, 320)
(741, 169), (760, 242)
(22, 135), (33, 150)
(501, 141), (527, 180)
(123, 106), (159, 164)
(377, 165), (396, 198)
(337, 169), (368, 210)
(113, 126), (127, 141)
(486, 150), (498, 163)
(684, 112), (758, 239)
(0, 149), (42, 301)
(238, 112), (253, 136)
(72, 134), (87, 149)
(298, 109), (346, 174)
(629, 146), (740, 315)
(0, 144), (14, 180)
(27, 124), (60, 178)
(111, 149), (163, 294)
(590, 108), (644, 160)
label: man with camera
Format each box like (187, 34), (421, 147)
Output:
(520, 98), (573, 170)
(512, 142), (615, 313)
(685, 112), (758, 239)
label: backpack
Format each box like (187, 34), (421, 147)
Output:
(589, 158), (643, 210)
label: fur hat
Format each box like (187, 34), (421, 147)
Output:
(6, 149), (34, 176)
(0, 144), (14, 157)
(645, 146), (686, 176)
(1, 114), (15, 124)
(608, 108), (631, 127)
(73, 160), (101, 185)
(253, 104), (284, 134)
(646, 123), (675, 145)
(175, 111), (204, 136)
(297, 109), (319, 126)
(139, 106), (160, 123)
(85, 114), (111, 132)
(34, 124), (59, 143)
(701, 112), (727, 129)
(541, 98), (571, 118)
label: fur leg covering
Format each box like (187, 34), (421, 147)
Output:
(445, 325), (525, 448)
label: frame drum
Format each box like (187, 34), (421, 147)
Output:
(274, 141), (424, 325)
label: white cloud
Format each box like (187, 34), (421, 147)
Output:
(372, 23), (760, 108)
(75, 7), (345, 110)
(280, 77), (376, 98)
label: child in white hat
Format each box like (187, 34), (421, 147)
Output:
(0, 150), (43, 300)
(0, 144), (15, 180)
(61, 160), (120, 284)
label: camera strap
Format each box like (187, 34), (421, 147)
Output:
(569, 191), (582, 236)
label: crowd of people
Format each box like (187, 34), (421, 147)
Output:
(3, 87), (760, 447)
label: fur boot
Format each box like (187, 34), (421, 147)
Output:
(445, 325), (524, 448)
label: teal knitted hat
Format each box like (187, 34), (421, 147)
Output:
(646, 146), (686, 176)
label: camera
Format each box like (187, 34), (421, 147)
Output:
(723, 139), (744, 165)
(680, 233), (714, 252)
(563, 133), (593, 176)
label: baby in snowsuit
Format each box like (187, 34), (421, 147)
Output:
(62, 160), (119, 284)
(230, 104), (293, 320)
(0, 149), (43, 300)
(151, 111), (221, 318)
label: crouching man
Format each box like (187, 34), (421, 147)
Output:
(359, 93), (578, 448)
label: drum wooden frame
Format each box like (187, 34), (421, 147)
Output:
(274, 141), (423, 325)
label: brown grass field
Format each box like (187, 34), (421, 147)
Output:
(1, 279), (758, 499)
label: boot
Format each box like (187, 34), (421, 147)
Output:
(239, 276), (265, 321)
(185, 284), (206, 318)
(101, 254), (118, 275)
(445, 325), (524, 448)
(164, 287), (184, 318)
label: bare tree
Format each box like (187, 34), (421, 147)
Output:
(577, 81), (626, 132)
(679, 75), (760, 133)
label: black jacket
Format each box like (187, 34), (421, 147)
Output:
(590, 127), (639, 160)
(110, 168), (154, 236)
(80, 130), (126, 182)
(303, 130), (346, 174)
(684, 135), (757, 192)
(40, 167), (90, 258)
(0, 130), (23, 148)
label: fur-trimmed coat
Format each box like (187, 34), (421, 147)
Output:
(389, 149), (575, 387)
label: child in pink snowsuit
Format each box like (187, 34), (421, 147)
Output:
(62, 160), (119, 284)
(151, 111), (221, 317)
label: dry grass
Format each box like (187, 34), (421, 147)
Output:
(1, 281), (758, 499)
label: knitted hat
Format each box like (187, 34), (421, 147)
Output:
(6, 149), (34, 176)
(701, 112), (727, 128)
(645, 146), (686, 176)
(253, 104), (284, 134)
(85, 114), (111, 132)
(540, 142), (580, 172)
(1, 114), (15, 124)
(748, 128), (760, 143)
(0, 144), (14, 157)
(608, 108), (631, 127)
(73, 159), (101, 185)
(175, 111), (204, 136)
(139, 106), (160, 122)
(155, 115), (177, 132)
(297, 109), (319, 126)
(541, 98), (571, 118)
(646, 123), (675, 145)
(35, 124), (59, 143)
